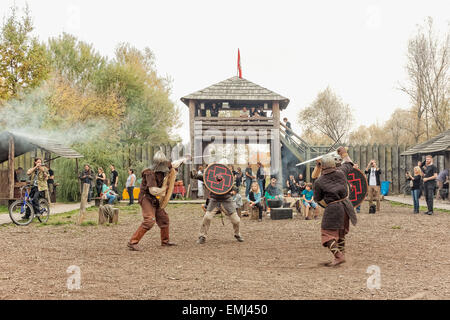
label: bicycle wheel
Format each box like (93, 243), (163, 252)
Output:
(36, 199), (50, 223)
(9, 200), (34, 226)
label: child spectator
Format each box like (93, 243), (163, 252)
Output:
(301, 183), (318, 220)
(231, 186), (243, 217)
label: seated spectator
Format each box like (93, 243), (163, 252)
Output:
(240, 107), (249, 118)
(286, 174), (299, 197)
(101, 182), (117, 205)
(301, 183), (318, 220)
(210, 103), (219, 117)
(248, 182), (263, 221)
(264, 177), (283, 211)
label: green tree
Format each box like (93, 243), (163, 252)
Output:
(47, 33), (106, 90)
(0, 5), (50, 101)
(97, 43), (180, 147)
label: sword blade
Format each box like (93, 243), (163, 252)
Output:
(296, 154), (325, 166)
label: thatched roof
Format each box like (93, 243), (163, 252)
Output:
(181, 76), (290, 109)
(401, 130), (450, 156)
(0, 131), (83, 163)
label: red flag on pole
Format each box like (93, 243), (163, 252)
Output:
(237, 49), (242, 78)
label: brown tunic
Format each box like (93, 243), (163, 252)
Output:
(313, 162), (357, 230)
(138, 169), (165, 207)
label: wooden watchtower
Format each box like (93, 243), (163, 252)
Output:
(181, 76), (292, 196)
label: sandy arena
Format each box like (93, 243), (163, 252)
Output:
(0, 201), (449, 300)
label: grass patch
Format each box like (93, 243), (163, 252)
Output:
(388, 200), (450, 213)
(391, 226), (401, 229)
(80, 221), (97, 226)
(38, 220), (74, 227)
(0, 205), (8, 214)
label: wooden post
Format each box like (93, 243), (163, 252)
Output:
(98, 206), (107, 225)
(78, 183), (90, 225)
(392, 145), (399, 193)
(111, 208), (119, 224)
(379, 144), (386, 182)
(386, 145), (392, 192)
(189, 99), (196, 198)
(399, 145), (406, 194)
(8, 134), (15, 199)
(305, 147), (311, 182)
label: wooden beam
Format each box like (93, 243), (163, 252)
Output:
(8, 134), (15, 199)
(272, 102), (280, 129)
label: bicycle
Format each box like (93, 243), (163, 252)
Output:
(8, 185), (50, 226)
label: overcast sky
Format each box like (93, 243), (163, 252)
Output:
(1, 0), (449, 143)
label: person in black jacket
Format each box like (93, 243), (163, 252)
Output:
(365, 160), (382, 213)
(406, 166), (423, 214)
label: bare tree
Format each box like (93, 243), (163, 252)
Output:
(299, 87), (353, 144)
(400, 17), (449, 141)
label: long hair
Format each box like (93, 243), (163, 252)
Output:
(250, 181), (260, 194)
(413, 166), (423, 176)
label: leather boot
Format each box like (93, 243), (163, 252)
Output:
(160, 227), (176, 246)
(129, 225), (148, 245)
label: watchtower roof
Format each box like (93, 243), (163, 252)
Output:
(181, 76), (290, 109)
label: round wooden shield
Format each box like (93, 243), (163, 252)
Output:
(347, 167), (368, 208)
(203, 163), (234, 195)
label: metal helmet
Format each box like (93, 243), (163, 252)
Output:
(152, 150), (170, 173)
(321, 151), (342, 169)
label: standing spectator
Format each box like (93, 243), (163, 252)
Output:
(234, 167), (243, 190)
(283, 117), (294, 143)
(126, 169), (136, 205)
(287, 174), (299, 197)
(79, 164), (94, 202)
(436, 168), (449, 200)
(353, 163), (361, 213)
(240, 107), (249, 118)
(365, 160), (382, 213)
(96, 167), (106, 197)
(420, 155), (438, 215)
(296, 173), (306, 194)
(231, 186), (243, 217)
(244, 163), (255, 198)
(210, 103), (219, 117)
(406, 167), (423, 214)
(257, 107), (267, 117)
(110, 164), (119, 200)
(45, 164), (55, 203)
(45, 164), (55, 196)
(197, 166), (204, 198)
(249, 107), (258, 117)
(256, 162), (266, 196)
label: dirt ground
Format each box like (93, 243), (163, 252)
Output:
(0, 200), (449, 300)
